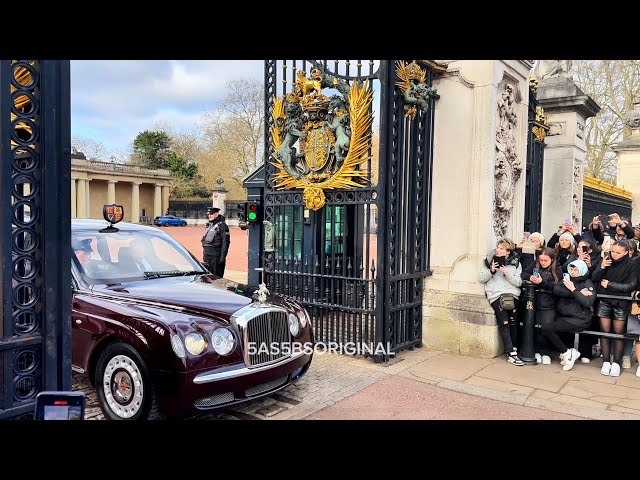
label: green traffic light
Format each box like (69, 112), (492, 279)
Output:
(248, 212), (257, 221)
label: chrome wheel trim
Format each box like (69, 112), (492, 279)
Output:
(102, 354), (144, 419)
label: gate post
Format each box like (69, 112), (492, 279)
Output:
(0, 60), (71, 419)
(374, 60), (393, 363)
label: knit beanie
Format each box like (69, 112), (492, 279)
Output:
(559, 232), (576, 247)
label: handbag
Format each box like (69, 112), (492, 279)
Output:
(499, 293), (516, 311)
(631, 291), (640, 316)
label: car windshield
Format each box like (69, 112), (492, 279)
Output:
(72, 228), (206, 285)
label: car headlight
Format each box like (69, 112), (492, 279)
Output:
(171, 334), (186, 359)
(297, 309), (308, 328)
(184, 332), (208, 356)
(288, 313), (300, 336)
(211, 328), (235, 355)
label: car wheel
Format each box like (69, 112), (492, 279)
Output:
(95, 342), (165, 420)
(181, 222), (187, 226)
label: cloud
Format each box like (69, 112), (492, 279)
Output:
(71, 60), (263, 151)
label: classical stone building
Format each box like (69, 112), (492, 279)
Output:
(71, 152), (173, 222)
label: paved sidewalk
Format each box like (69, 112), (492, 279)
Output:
(394, 349), (640, 420)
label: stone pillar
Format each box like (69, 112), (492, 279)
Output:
(536, 74), (600, 237)
(161, 185), (170, 215)
(71, 178), (77, 218)
(615, 100), (640, 225)
(76, 178), (87, 218)
(423, 60), (532, 357)
(131, 182), (141, 223)
(211, 177), (228, 215)
(85, 179), (91, 219)
(154, 184), (162, 218)
(107, 180), (117, 204)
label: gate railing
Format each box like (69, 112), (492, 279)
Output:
(271, 255), (376, 351)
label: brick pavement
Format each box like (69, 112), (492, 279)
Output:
(73, 351), (391, 421)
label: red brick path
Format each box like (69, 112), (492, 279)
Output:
(159, 225), (248, 272)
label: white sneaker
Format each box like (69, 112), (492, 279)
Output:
(622, 356), (632, 369)
(601, 361), (612, 376)
(636, 365), (640, 378)
(562, 348), (581, 371)
(559, 350), (568, 365)
(535, 353), (542, 364)
(580, 358), (591, 364)
(542, 355), (551, 365)
(610, 362), (621, 377)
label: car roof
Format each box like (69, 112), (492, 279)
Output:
(72, 219), (159, 233)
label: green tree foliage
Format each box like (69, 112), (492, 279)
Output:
(132, 130), (172, 169)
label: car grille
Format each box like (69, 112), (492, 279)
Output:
(245, 376), (288, 397)
(194, 392), (234, 408)
(245, 310), (290, 367)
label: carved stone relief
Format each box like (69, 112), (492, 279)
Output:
(493, 83), (522, 239)
(572, 160), (583, 227)
(533, 60), (573, 81)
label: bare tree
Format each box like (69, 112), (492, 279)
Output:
(573, 60), (640, 183)
(200, 78), (264, 191)
(71, 136), (107, 160)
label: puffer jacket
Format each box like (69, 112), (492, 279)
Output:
(553, 275), (596, 328)
(478, 251), (522, 304)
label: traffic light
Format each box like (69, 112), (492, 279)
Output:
(247, 202), (260, 224)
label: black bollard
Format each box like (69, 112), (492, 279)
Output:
(519, 281), (537, 365)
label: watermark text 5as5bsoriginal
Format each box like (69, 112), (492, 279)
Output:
(247, 341), (394, 356)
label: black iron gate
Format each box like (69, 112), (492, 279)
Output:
(0, 61), (71, 419)
(523, 85), (547, 234)
(262, 60), (442, 361)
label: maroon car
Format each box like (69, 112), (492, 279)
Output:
(71, 218), (313, 420)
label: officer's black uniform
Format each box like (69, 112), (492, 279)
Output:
(201, 207), (230, 277)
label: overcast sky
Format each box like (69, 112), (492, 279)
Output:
(71, 60), (264, 152)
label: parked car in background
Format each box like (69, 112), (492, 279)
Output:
(153, 215), (187, 227)
(71, 211), (313, 420)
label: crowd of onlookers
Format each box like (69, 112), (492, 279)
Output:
(479, 214), (640, 378)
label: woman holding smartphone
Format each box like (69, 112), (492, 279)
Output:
(591, 240), (638, 376)
(521, 247), (563, 364)
(561, 239), (601, 363)
(543, 259), (596, 371)
(479, 238), (524, 366)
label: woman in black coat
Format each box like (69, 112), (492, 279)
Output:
(543, 259), (596, 371)
(521, 247), (562, 364)
(562, 238), (601, 363)
(591, 240), (638, 377)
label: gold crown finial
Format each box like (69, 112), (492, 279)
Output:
(405, 61), (423, 81)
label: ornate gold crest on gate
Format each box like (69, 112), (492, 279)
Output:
(270, 68), (374, 211)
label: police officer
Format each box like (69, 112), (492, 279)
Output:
(201, 207), (230, 277)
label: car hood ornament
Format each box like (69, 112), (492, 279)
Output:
(256, 283), (270, 303)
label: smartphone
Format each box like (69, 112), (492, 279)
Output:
(563, 273), (570, 282)
(564, 218), (572, 225)
(523, 231), (531, 239)
(492, 256), (505, 267)
(581, 245), (588, 254)
(34, 391), (85, 420)
(532, 268), (539, 277)
(605, 251), (612, 261)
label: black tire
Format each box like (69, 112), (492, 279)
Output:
(95, 342), (165, 420)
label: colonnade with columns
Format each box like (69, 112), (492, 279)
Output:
(70, 176), (171, 223)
